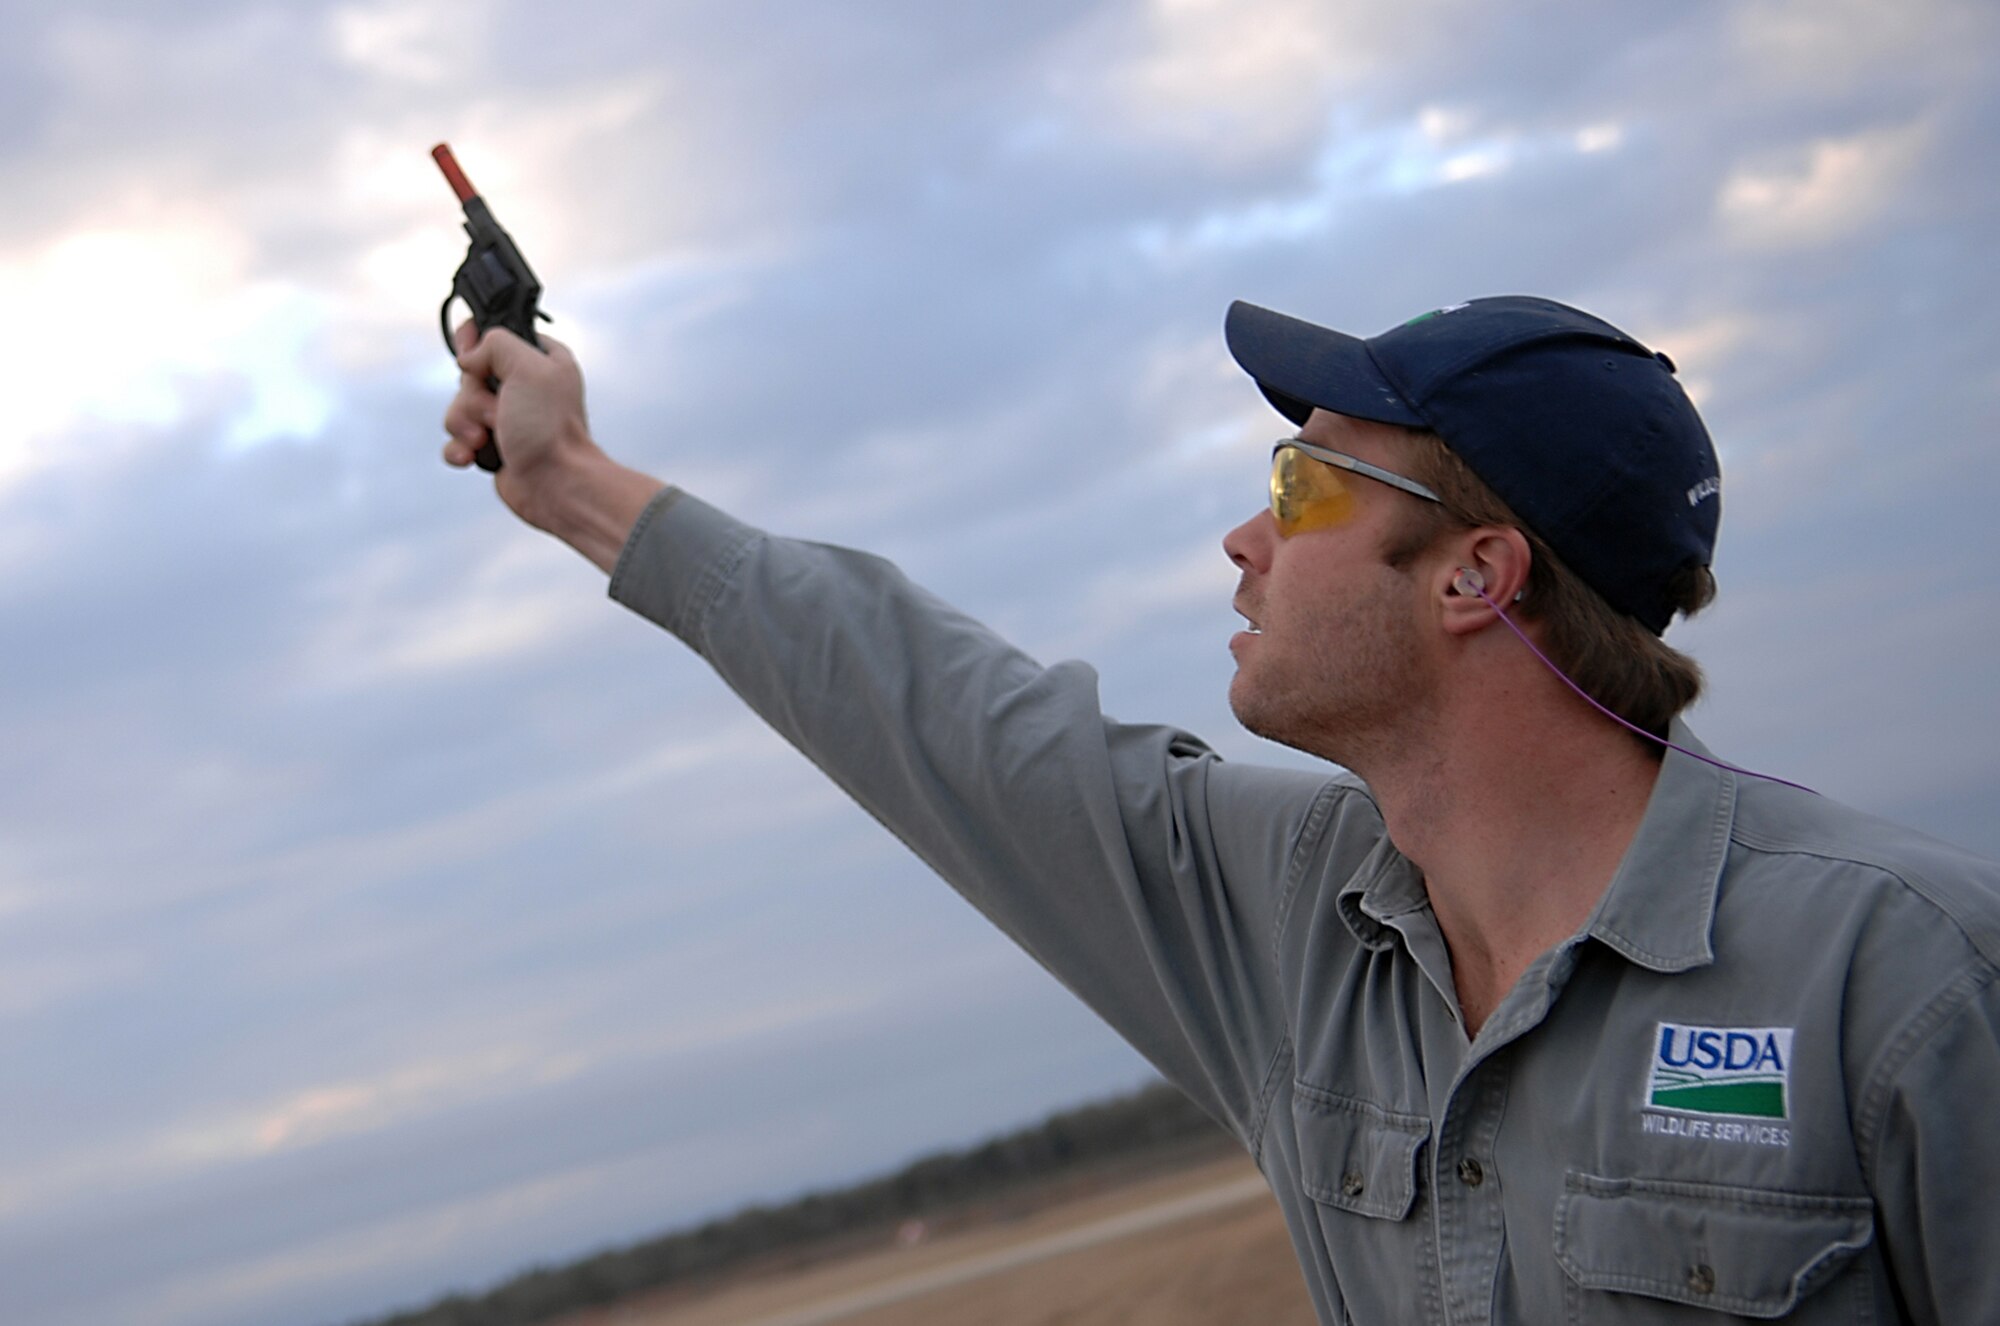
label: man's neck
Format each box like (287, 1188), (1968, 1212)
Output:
(1359, 708), (1664, 1036)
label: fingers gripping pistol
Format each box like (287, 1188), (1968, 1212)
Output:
(432, 143), (551, 472)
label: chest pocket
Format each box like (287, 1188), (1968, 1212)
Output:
(1293, 1085), (1428, 1220)
(1555, 1173), (1875, 1318)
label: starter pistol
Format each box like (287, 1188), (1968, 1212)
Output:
(433, 143), (551, 472)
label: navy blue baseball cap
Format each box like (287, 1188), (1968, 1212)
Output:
(1225, 296), (1721, 634)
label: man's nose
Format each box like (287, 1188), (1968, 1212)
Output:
(1223, 509), (1276, 573)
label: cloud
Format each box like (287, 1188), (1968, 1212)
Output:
(1122, 101), (1649, 269)
(1082, 0), (1363, 156)
(328, 0), (475, 86)
(0, 1047), (564, 1225)
(0, 947), (141, 1022)
(1730, 0), (1994, 90)
(1051, 536), (1237, 659)
(290, 537), (611, 690)
(193, 989), (857, 1166)
(1632, 310), (1761, 413)
(127, 1161), (613, 1326)
(1717, 124), (1930, 248)
(0, 971), (886, 1241)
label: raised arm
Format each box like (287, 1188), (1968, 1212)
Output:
(438, 327), (1327, 1142)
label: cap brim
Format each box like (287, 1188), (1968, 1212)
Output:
(1225, 301), (1427, 429)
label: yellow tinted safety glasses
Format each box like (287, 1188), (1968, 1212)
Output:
(1269, 439), (1443, 537)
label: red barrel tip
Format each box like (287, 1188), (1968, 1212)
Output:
(431, 143), (478, 203)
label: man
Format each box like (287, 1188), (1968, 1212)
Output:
(442, 297), (1999, 1323)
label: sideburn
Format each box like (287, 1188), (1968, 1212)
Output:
(1378, 502), (1455, 573)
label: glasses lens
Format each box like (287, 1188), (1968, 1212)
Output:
(1270, 444), (1357, 537)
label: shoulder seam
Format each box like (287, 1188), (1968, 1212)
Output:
(1256, 778), (1354, 1160)
(1728, 829), (2000, 968)
(1271, 779), (1362, 970)
(1853, 958), (2000, 1176)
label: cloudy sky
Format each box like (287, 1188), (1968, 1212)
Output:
(3, 1), (1997, 1323)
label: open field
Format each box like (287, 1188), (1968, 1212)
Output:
(555, 1154), (1316, 1326)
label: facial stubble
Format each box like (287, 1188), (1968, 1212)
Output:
(1230, 557), (1432, 772)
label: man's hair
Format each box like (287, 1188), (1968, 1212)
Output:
(1385, 429), (1717, 739)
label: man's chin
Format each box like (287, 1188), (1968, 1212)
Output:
(1226, 668), (1253, 722)
(1230, 673), (1348, 763)
(1227, 674), (1283, 744)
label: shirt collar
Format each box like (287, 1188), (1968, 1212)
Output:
(1334, 811), (1430, 951)
(1333, 719), (1737, 971)
(1582, 718), (1735, 972)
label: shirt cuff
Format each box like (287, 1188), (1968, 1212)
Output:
(606, 486), (761, 648)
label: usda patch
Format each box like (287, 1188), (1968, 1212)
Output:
(1648, 1023), (1793, 1120)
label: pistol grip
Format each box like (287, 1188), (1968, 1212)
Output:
(473, 375), (503, 472)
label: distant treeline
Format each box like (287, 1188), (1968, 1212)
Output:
(343, 1079), (1234, 1326)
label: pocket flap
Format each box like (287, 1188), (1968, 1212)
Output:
(1555, 1172), (1874, 1318)
(1292, 1086), (1428, 1220)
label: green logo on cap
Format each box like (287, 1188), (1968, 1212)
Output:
(1400, 302), (1470, 328)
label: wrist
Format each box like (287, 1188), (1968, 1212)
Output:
(521, 443), (668, 574)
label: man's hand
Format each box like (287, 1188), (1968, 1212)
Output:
(442, 320), (594, 525)
(441, 320), (667, 573)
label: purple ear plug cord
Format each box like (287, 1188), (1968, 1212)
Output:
(1456, 570), (1815, 796)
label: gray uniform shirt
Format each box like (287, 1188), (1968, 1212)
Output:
(610, 488), (2000, 1325)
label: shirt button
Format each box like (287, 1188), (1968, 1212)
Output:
(1687, 1264), (1716, 1295)
(1340, 1172), (1365, 1199)
(1456, 1157), (1484, 1188)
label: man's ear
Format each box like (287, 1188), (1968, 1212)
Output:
(1438, 528), (1530, 635)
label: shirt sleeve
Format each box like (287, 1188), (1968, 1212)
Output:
(1863, 965), (2000, 1324)
(607, 488), (1330, 1142)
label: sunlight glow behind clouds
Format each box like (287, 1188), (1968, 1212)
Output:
(0, 223), (335, 477)
(0, 24), (678, 492)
